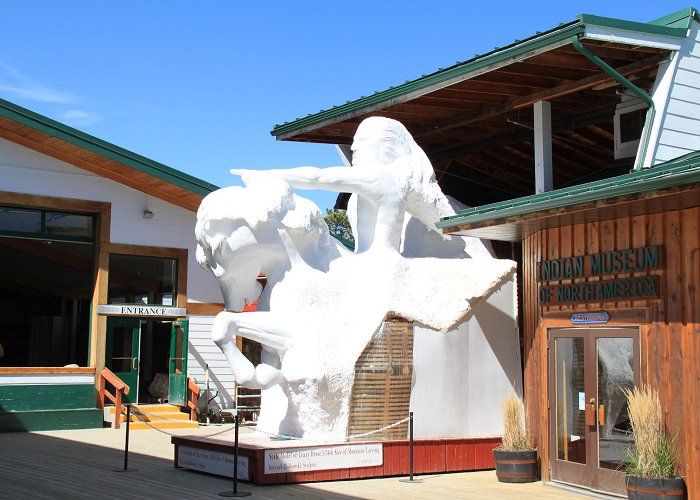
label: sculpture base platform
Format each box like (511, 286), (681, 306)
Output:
(172, 432), (500, 485)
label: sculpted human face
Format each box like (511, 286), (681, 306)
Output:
(352, 121), (393, 167)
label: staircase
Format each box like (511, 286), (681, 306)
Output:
(107, 404), (199, 430)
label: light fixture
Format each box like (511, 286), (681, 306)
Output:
(143, 209), (155, 219)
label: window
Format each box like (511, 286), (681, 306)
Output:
(108, 254), (178, 306)
(0, 206), (95, 367)
(0, 206), (93, 241)
(614, 94), (647, 160)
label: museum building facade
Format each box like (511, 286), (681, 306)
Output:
(268, 7), (700, 497)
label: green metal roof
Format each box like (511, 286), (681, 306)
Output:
(436, 150), (700, 230)
(649, 6), (700, 29)
(0, 97), (218, 196)
(271, 7), (694, 140)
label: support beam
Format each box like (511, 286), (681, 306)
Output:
(335, 144), (353, 166)
(534, 100), (553, 193)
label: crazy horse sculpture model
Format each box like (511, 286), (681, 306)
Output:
(195, 117), (517, 439)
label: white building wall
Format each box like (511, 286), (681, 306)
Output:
(187, 315), (236, 409)
(647, 20), (700, 165)
(410, 274), (522, 438)
(0, 136), (221, 304)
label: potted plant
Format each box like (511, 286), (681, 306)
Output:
(623, 385), (686, 499)
(493, 393), (537, 483)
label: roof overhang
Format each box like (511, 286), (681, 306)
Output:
(267, 8), (697, 209)
(0, 98), (218, 212)
(437, 151), (700, 241)
(271, 10), (691, 142)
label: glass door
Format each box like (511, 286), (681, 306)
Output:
(549, 327), (639, 496)
(105, 317), (141, 404)
(168, 320), (188, 406)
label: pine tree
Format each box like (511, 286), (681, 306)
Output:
(324, 208), (354, 243)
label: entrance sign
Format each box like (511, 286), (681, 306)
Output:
(264, 444), (383, 474)
(177, 445), (249, 480)
(571, 311), (610, 324)
(98, 305), (186, 317)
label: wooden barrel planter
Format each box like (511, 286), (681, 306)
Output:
(493, 449), (538, 483)
(625, 475), (686, 499)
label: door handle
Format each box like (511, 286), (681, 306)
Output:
(132, 357), (138, 371)
(598, 404), (606, 426)
(585, 398), (596, 426)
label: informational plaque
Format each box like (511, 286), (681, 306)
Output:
(177, 445), (249, 480)
(265, 443), (383, 474)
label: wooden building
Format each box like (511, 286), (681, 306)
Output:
(0, 98), (241, 431)
(267, 7), (699, 497)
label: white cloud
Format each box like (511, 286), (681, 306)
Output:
(0, 64), (76, 104)
(62, 109), (102, 126)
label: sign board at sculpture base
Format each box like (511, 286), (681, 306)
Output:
(264, 443), (383, 474)
(177, 445), (249, 480)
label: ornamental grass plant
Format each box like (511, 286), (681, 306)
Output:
(499, 393), (531, 452)
(623, 385), (677, 479)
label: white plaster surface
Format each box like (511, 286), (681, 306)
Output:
(199, 117), (520, 439)
(410, 276), (521, 438)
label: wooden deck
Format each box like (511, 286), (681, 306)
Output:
(0, 426), (602, 499)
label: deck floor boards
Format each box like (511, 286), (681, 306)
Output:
(0, 427), (597, 499)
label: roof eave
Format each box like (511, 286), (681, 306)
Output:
(437, 154), (700, 230)
(271, 8), (694, 142)
(271, 21), (586, 140)
(0, 97), (218, 197)
(579, 13), (688, 50)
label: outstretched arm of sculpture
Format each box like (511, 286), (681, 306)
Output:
(230, 166), (383, 195)
(212, 311), (291, 389)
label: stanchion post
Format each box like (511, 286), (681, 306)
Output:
(219, 410), (251, 497)
(115, 404), (137, 472)
(408, 411), (413, 480)
(234, 413), (240, 494)
(399, 411), (422, 483)
(125, 404), (130, 471)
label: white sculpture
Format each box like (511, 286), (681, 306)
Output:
(196, 117), (517, 438)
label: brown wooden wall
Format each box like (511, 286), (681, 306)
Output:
(522, 206), (699, 497)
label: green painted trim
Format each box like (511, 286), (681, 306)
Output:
(649, 7), (699, 29)
(577, 13), (689, 37)
(0, 97), (219, 196)
(0, 384), (97, 411)
(0, 408), (103, 432)
(437, 152), (700, 229)
(570, 36), (655, 171)
(271, 21), (585, 138)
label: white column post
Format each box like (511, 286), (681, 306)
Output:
(534, 100), (553, 193)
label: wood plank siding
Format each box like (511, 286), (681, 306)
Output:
(347, 316), (413, 440)
(522, 206), (699, 496)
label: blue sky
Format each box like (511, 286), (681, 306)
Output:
(0, 1), (692, 211)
